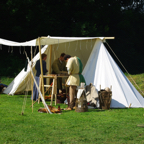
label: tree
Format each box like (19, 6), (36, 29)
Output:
(0, 0), (144, 75)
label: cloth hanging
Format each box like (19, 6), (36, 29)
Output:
(24, 59), (28, 72)
(85, 83), (99, 107)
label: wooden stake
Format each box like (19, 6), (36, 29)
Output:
(128, 103), (132, 108)
(30, 99), (38, 107)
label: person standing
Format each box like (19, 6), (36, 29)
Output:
(51, 53), (67, 92)
(64, 55), (86, 110)
(32, 54), (48, 101)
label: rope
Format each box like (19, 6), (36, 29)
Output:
(23, 47), (25, 54)
(21, 78), (30, 115)
(21, 91), (27, 115)
(11, 46), (13, 53)
(0, 44), (2, 50)
(21, 51), (30, 115)
(86, 40), (88, 50)
(34, 46), (37, 56)
(8, 46), (10, 53)
(56, 39), (59, 50)
(24, 50), (28, 58)
(31, 46), (33, 67)
(68, 42), (70, 50)
(19, 47), (21, 54)
(105, 41), (144, 96)
(75, 41), (78, 51)
(65, 42), (66, 53)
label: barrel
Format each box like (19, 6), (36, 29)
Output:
(75, 91), (88, 112)
(98, 90), (112, 110)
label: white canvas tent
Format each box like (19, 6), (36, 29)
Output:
(1, 36), (144, 108)
(82, 39), (144, 108)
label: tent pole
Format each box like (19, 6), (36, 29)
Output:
(38, 38), (45, 99)
(31, 46), (34, 112)
(49, 45), (52, 74)
(48, 45), (52, 84)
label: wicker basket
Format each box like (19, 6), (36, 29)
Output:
(98, 90), (112, 110)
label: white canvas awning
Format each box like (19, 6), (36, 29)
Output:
(0, 36), (114, 47)
(38, 36), (105, 45)
(0, 38), (37, 46)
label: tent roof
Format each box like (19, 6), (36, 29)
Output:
(0, 36), (114, 47)
(0, 38), (36, 47)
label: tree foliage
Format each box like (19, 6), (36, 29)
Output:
(0, 0), (144, 76)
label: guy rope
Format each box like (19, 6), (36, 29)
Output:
(105, 41), (144, 96)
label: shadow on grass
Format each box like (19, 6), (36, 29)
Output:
(88, 108), (130, 112)
(61, 110), (73, 113)
(87, 109), (105, 112)
(61, 108), (106, 113)
(1, 94), (31, 99)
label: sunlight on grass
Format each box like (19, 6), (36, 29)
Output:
(1, 74), (144, 143)
(126, 73), (144, 97)
(0, 94), (144, 143)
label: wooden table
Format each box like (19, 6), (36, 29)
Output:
(39, 74), (69, 105)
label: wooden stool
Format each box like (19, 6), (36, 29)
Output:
(38, 75), (57, 105)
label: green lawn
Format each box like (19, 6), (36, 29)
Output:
(0, 74), (144, 143)
(0, 94), (144, 144)
(126, 73), (144, 97)
(0, 76), (14, 85)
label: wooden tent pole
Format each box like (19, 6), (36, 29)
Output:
(49, 45), (52, 75)
(31, 46), (34, 112)
(48, 45), (52, 85)
(38, 38), (45, 99)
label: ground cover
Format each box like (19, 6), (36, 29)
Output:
(0, 74), (144, 143)
(126, 73), (144, 97)
(0, 76), (14, 85)
(0, 94), (144, 144)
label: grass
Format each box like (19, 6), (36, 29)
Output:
(126, 73), (144, 96)
(0, 76), (14, 85)
(0, 94), (144, 144)
(0, 74), (144, 143)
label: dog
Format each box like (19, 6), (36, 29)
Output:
(38, 105), (62, 114)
